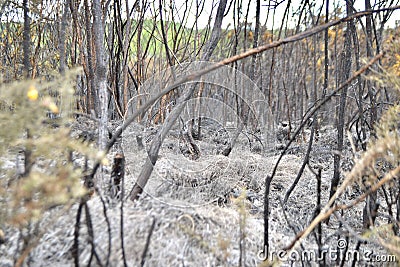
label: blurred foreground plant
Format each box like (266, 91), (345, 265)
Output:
(0, 69), (95, 228)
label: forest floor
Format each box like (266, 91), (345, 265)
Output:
(0, 117), (396, 267)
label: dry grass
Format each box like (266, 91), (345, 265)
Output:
(0, 125), (396, 266)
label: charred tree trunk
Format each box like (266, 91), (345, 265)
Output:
(122, 0), (134, 115)
(362, 0), (379, 229)
(22, 0), (31, 78)
(22, 0), (32, 183)
(250, 0), (260, 81)
(328, 0), (354, 222)
(322, 0), (329, 124)
(110, 153), (125, 199)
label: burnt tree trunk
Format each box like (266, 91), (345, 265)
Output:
(84, 0), (96, 114)
(328, 0), (354, 222)
(110, 153), (125, 199)
(23, 0), (31, 78)
(362, 0), (379, 229)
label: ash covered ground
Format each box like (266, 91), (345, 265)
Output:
(0, 118), (395, 266)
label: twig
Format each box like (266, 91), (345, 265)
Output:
(283, 123), (315, 203)
(120, 155), (128, 267)
(278, 196), (305, 251)
(128, 0), (228, 200)
(269, 52), (384, 192)
(84, 203), (103, 267)
(98, 192), (112, 267)
(333, 211), (369, 244)
(140, 217), (156, 267)
(263, 174), (272, 258)
(316, 167), (322, 262)
(73, 203), (84, 267)
(14, 204), (74, 267)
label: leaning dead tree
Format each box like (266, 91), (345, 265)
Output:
(128, 0), (228, 201)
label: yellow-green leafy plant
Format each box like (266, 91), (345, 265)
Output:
(0, 69), (95, 228)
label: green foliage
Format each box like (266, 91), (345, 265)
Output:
(0, 69), (94, 227)
(125, 19), (208, 60)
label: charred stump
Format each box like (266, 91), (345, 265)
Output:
(110, 153), (125, 199)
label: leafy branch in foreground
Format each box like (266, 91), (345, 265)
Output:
(0, 69), (96, 228)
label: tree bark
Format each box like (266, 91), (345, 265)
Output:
(322, 0), (329, 123)
(92, 0), (109, 189)
(85, 0), (96, 113)
(59, 0), (70, 74)
(250, 0), (260, 81)
(362, 0), (379, 229)
(22, 0), (30, 78)
(328, 0), (354, 222)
